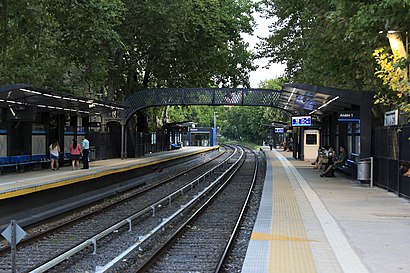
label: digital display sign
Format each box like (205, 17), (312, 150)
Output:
(291, 116), (312, 127)
(274, 127), (284, 133)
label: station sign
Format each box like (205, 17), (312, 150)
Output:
(338, 111), (360, 122)
(291, 116), (312, 127)
(384, 110), (399, 126)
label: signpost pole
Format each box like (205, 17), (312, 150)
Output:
(11, 220), (16, 273)
(1, 220), (26, 273)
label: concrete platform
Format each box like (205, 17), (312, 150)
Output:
(0, 146), (218, 200)
(242, 147), (410, 273)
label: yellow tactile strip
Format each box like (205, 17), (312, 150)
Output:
(274, 149), (369, 273)
(251, 154), (317, 273)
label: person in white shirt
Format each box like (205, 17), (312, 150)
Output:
(81, 137), (90, 169)
(49, 139), (61, 171)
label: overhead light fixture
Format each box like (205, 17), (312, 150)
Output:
(21, 88), (124, 111)
(284, 88), (296, 110)
(9, 106), (16, 117)
(20, 88), (41, 95)
(309, 96), (340, 114)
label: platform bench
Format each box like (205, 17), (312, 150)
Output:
(10, 155), (50, 172)
(335, 159), (356, 177)
(0, 157), (18, 174)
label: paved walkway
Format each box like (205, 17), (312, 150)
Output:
(242, 147), (410, 273)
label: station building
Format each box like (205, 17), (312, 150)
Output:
(1, 83), (409, 199)
(0, 84), (125, 169)
(280, 83), (410, 198)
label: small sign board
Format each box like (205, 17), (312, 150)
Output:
(338, 111), (360, 122)
(1, 222), (26, 244)
(89, 122), (101, 127)
(384, 110), (399, 126)
(274, 127), (284, 133)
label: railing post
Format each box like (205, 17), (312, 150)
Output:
(370, 156), (373, 188)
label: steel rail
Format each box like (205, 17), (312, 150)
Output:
(132, 146), (247, 273)
(28, 146), (239, 273)
(0, 146), (227, 256)
(214, 148), (259, 272)
(96, 146), (245, 273)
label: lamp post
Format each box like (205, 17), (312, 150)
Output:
(386, 30), (408, 58)
(386, 30), (409, 79)
(2, 0), (7, 66)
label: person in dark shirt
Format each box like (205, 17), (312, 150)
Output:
(335, 146), (348, 166)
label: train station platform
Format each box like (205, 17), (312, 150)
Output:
(0, 146), (218, 201)
(242, 147), (410, 273)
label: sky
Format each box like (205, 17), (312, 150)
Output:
(242, 11), (286, 88)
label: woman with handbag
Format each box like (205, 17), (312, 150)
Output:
(70, 138), (82, 170)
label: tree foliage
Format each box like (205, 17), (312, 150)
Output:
(259, 0), (410, 92)
(1, 0), (256, 99)
(373, 48), (410, 114)
(1, 0), (125, 96)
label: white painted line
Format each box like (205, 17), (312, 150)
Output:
(273, 150), (369, 273)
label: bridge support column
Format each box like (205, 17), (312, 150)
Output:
(124, 126), (127, 159)
(121, 124), (125, 160)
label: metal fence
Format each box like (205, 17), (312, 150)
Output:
(134, 132), (169, 157)
(373, 125), (410, 198)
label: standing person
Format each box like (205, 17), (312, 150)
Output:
(49, 139), (61, 171)
(268, 138), (273, 150)
(70, 138), (82, 170)
(81, 136), (90, 169)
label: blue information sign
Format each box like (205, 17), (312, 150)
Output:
(291, 116), (312, 127)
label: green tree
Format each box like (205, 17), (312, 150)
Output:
(111, 0), (256, 97)
(1, 0), (256, 101)
(258, 0), (410, 91)
(0, 0), (125, 98)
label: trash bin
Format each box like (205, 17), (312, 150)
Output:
(89, 146), (96, 161)
(357, 159), (371, 180)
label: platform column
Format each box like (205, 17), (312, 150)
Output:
(360, 92), (373, 159)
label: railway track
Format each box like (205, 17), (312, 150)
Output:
(128, 147), (258, 273)
(0, 145), (239, 273)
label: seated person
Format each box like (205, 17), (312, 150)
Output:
(335, 146), (348, 167)
(320, 147), (337, 177)
(400, 163), (410, 177)
(311, 147), (324, 165)
(314, 145), (330, 170)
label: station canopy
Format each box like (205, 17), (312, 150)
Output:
(278, 83), (365, 115)
(0, 83), (368, 119)
(0, 84), (125, 116)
